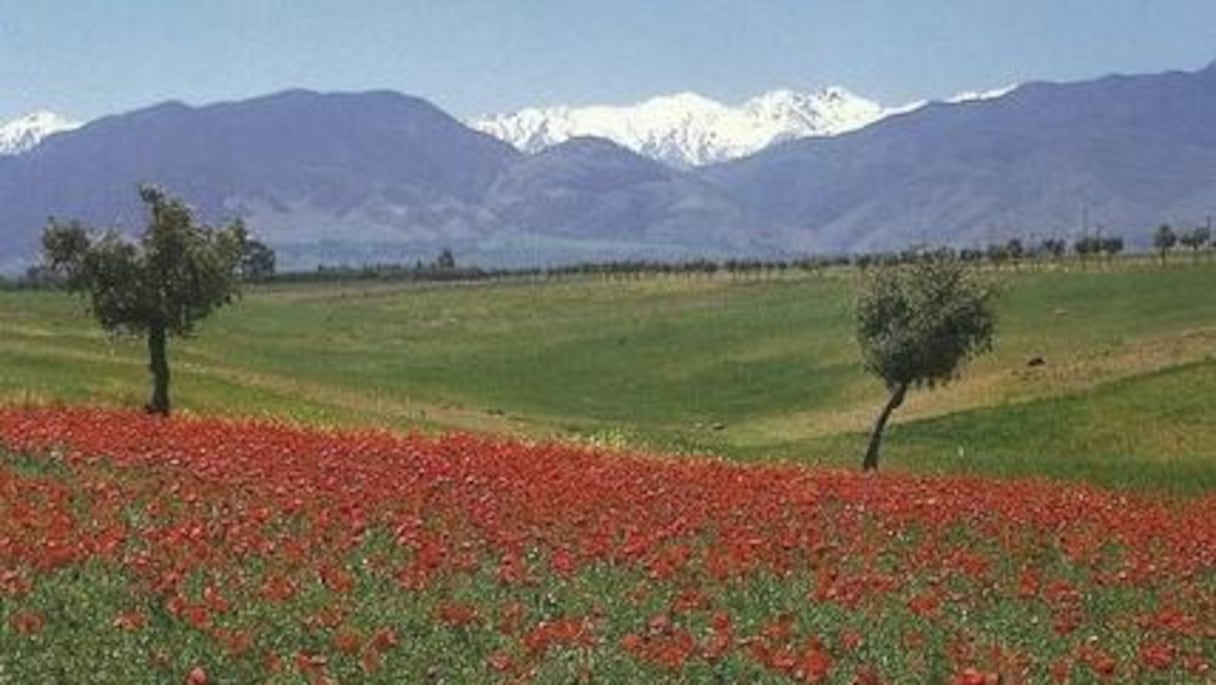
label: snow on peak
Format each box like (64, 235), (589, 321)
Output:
(741, 87), (885, 135)
(946, 84), (1019, 104)
(471, 81), (1025, 167)
(470, 87), (888, 167)
(0, 111), (81, 155)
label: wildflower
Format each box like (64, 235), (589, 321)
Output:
(9, 610), (44, 634)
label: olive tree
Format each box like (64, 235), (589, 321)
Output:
(42, 186), (248, 416)
(241, 238), (277, 282)
(1100, 236), (1124, 260)
(1153, 224), (1177, 265)
(1179, 226), (1211, 261)
(855, 256), (998, 471)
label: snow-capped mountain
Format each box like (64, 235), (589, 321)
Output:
(470, 84), (1027, 168)
(0, 111), (81, 155)
(469, 88), (889, 167)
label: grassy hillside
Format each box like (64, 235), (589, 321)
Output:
(2, 261), (1213, 491)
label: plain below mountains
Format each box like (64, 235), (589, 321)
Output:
(2, 61), (1215, 272)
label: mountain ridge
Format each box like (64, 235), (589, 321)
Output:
(705, 63), (1216, 253)
(468, 87), (890, 167)
(467, 84), (1027, 167)
(0, 89), (522, 269)
(2, 63), (1215, 272)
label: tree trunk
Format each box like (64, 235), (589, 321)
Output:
(862, 382), (908, 471)
(146, 324), (170, 417)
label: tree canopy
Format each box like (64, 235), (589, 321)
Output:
(855, 256), (998, 470)
(1153, 224), (1178, 264)
(43, 186), (249, 415)
(240, 237), (277, 282)
(1180, 226), (1211, 257)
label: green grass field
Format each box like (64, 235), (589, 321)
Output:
(2, 261), (1213, 492)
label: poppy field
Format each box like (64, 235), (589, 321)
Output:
(1, 407), (1213, 683)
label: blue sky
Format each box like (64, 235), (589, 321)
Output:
(3, 0), (1216, 121)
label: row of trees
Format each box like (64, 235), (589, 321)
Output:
(273, 226), (1212, 287)
(267, 256), (849, 285)
(1154, 223), (1213, 263)
(21, 219), (1212, 293)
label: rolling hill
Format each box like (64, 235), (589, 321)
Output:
(2, 262), (1213, 492)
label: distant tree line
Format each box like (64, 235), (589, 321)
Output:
(271, 221), (1207, 284)
(262, 255), (851, 286)
(1154, 222), (1213, 264)
(9, 218), (1213, 291)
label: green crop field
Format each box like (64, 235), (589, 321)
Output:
(2, 260), (1214, 492)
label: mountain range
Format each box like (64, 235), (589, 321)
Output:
(470, 88), (892, 167)
(2, 84), (1005, 168)
(708, 64), (1216, 253)
(1, 63), (1214, 272)
(468, 86), (1016, 168)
